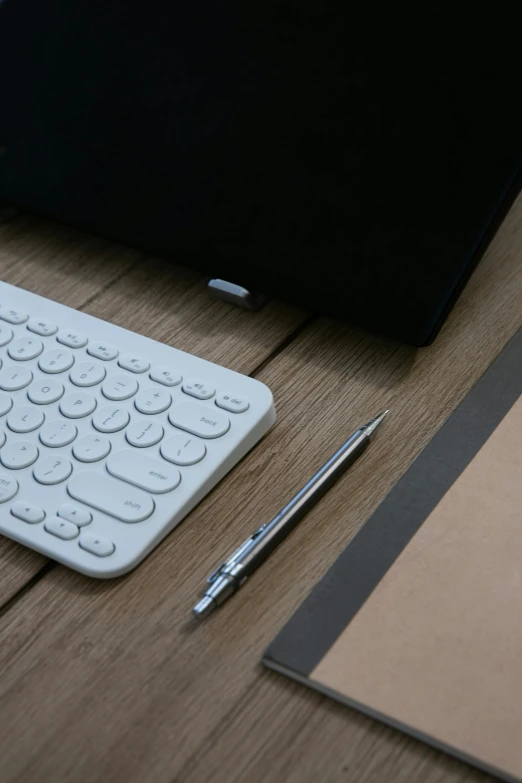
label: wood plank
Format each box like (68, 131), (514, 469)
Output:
(0, 214), (142, 603)
(0, 193), (520, 783)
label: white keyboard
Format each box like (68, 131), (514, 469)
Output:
(0, 281), (275, 577)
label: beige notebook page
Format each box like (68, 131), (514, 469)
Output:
(312, 394), (522, 779)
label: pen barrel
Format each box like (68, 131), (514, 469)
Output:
(234, 429), (369, 577)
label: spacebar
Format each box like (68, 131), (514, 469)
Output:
(68, 471), (154, 523)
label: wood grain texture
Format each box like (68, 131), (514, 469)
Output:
(0, 195), (520, 783)
(0, 214), (307, 606)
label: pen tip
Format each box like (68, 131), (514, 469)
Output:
(363, 409), (390, 437)
(193, 595), (216, 620)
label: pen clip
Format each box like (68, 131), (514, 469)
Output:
(206, 524), (267, 583)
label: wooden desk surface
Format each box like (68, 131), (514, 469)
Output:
(0, 203), (520, 783)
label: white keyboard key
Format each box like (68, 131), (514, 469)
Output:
(0, 431), (5, 448)
(0, 365), (33, 391)
(70, 361), (106, 387)
(57, 503), (92, 527)
(126, 420), (164, 448)
(11, 501), (45, 524)
(27, 378), (64, 405)
(135, 387), (172, 415)
(7, 405), (45, 433)
(79, 532), (115, 557)
(27, 317), (58, 336)
(1, 440), (38, 469)
(7, 336), (43, 361)
(0, 472), (19, 503)
(0, 306), (28, 324)
(39, 348), (74, 374)
(44, 516), (79, 540)
(56, 329), (88, 349)
(34, 456), (73, 485)
(60, 391), (97, 419)
(39, 419), (77, 448)
(73, 434), (111, 462)
(150, 366), (182, 387)
(118, 354), (150, 373)
(68, 471), (154, 522)
(215, 393), (250, 414)
(0, 392), (12, 416)
(92, 405), (130, 433)
(107, 450), (181, 494)
(102, 374), (138, 401)
(182, 378), (215, 400)
(0, 324), (13, 346)
(168, 402), (230, 439)
(87, 341), (119, 361)
(161, 433), (206, 466)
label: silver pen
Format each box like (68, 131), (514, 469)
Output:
(193, 409), (389, 619)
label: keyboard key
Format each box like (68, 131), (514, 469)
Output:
(150, 366), (182, 387)
(39, 348), (74, 374)
(7, 405), (45, 433)
(0, 472), (19, 503)
(60, 391), (97, 419)
(118, 354), (150, 373)
(135, 387), (171, 415)
(87, 342), (118, 361)
(102, 374), (139, 401)
(27, 378), (64, 405)
(0, 365), (33, 391)
(11, 501), (45, 524)
(68, 471), (154, 522)
(106, 449), (181, 494)
(57, 503), (92, 527)
(0, 306), (28, 324)
(0, 431), (5, 448)
(126, 420), (164, 448)
(39, 419), (77, 448)
(27, 317), (58, 336)
(34, 456), (73, 485)
(56, 329), (88, 348)
(215, 393), (250, 414)
(73, 434), (111, 462)
(0, 324), (13, 346)
(44, 517), (79, 540)
(182, 378), (215, 400)
(7, 336), (43, 361)
(0, 392), (13, 416)
(92, 405), (130, 433)
(70, 361), (106, 387)
(79, 532), (115, 557)
(1, 440), (38, 469)
(161, 433), (206, 466)
(168, 402), (230, 439)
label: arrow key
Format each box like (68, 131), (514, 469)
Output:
(11, 501), (45, 524)
(57, 503), (92, 527)
(44, 516), (79, 540)
(79, 532), (115, 557)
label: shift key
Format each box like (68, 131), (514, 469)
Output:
(68, 472), (154, 523)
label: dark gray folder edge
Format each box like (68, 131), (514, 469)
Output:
(263, 325), (522, 678)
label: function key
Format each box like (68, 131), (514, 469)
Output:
(0, 472), (19, 503)
(11, 501), (45, 524)
(0, 324), (13, 346)
(79, 532), (115, 557)
(150, 366), (182, 387)
(70, 361), (106, 387)
(215, 393), (249, 414)
(87, 342), (119, 361)
(57, 329), (88, 349)
(7, 336), (43, 361)
(38, 348), (74, 374)
(182, 378), (215, 400)
(0, 306), (28, 325)
(101, 374), (138, 401)
(57, 503), (92, 527)
(118, 354), (150, 374)
(27, 318), (58, 337)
